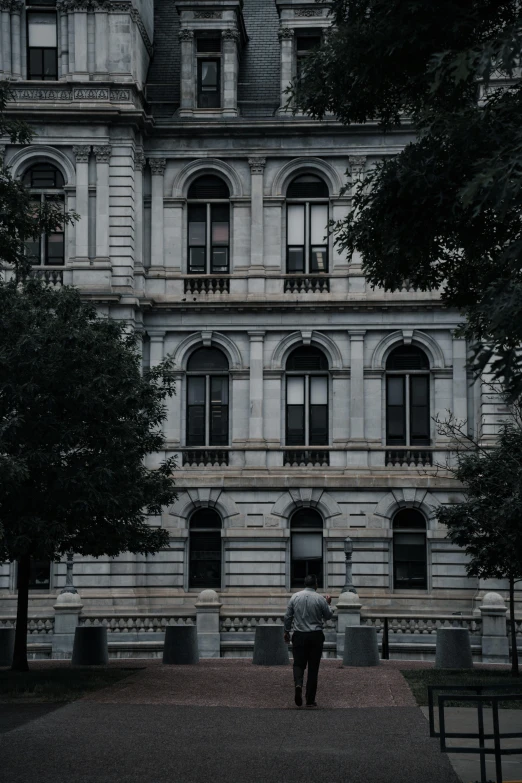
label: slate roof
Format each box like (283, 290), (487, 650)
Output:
(146, 0), (281, 118)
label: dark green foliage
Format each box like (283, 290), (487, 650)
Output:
(293, 1), (522, 397)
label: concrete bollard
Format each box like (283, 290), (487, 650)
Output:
(480, 592), (509, 664)
(252, 624), (289, 666)
(163, 625), (199, 665)
(435, 627), (473, 669)
(72, 626), (109, 666)
(343, 626), (380, 667)
(0, 627), (15, 667)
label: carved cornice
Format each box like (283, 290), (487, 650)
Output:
(0, 0), (23, 13)
(134, 151), (146, 172)
(72, 145), (90, 163)
(194, 10), (221, 18)
(248, 156), (266, 174)
(9, 86), (132, 102)
(221, 28), (240, 42)
(278, 27), (294, 40)
(93, 145), (111, 163)
(149, 158), (167, 175)
(178, 28), (194, 41)
(295, 8), (323, 17)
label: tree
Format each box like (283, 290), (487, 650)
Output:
(435, 412), (522, 675)
(0, 280), (177, 671)
(0, 83), (74, 280)
(292, 0), (522, 398)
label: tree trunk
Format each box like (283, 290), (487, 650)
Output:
(11, 554), (30, 672)
(509, 575), (519, 677)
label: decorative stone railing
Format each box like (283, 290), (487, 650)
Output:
(182, 450), (230, 467)
(29, 268), (64, 287)
(361, 615), (482, 635)
(284, 275), (330, 294)
(220, 614), (337, 633)
(508, 619), (522, 637)
(79, 615), (195, 632)
(385, 449), (434, 467)
(0, 617), (55, 634)
(283, 449), (330, 467)
(184, 277), (230, 295)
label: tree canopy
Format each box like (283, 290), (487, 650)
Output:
(293, 0), (522, 397)
(0, 280), (177, 669)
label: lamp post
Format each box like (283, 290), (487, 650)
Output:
(342, 537), (357, 594)
(60, 551), (78, 594)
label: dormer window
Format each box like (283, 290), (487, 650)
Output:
(296, 34), (321, 83)
(197, 37), (221, 108)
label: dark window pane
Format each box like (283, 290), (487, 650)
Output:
(291, 508), (323, 529)
(18, 560), (51, 590)
(187, 376), (205, 404)
(310, 247), (327, 272)
(286, 406), (305, 445)
(210, 405), (228, 445)
(288, 247), (305, 273)
(287, 174), (329, 199)
(197, 60), (220, 108)
(43, 48), (57, 79)
(190, 509), (222, 529)
(189, 247), (205, 273)
(386, 375), (406, 445)
(309, 405), (328, 445)
(25, 238), (41, 264)
(393, 532), (427, 589)
(211, 203), (229, 223)
(189, 222), (206, 246)
(187, 406), (205, 446)
(386, 345), (430, 371)
(188, 176), (229, 200)
(46, 233), (64, 264)
(211, 248), (228, 273)
(29, 48), (43, 79)
(187, 348), (228, 372)
(392, 509), (426, 530)
(189, 531), (221, 588)
(196, 37), (221, 53)
(410, 375), (430, 445)
(286, 346), (328, 372)
(210, 376), (228, 404)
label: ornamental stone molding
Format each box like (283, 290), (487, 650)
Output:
(294, 8), (323, 16)
(270, 330), (343, 371)
(194, 10), (221, 18)
(221, 28), (240, 42)
(349, 155), (367, 178)
(149, 158), (167, 176)
(278, 27), (295, 39)
(178, 28), (194, 40)
(0, 0), (23, 12)
(272, 488), (342, 523)
(8, 145), (76, 184)
(172, 157), (244, 198)
(93, 145), (111, 163)
(168, 489), (240, 524)
(370, 329), (446, 370)
(271, 156), (343, 197)
(374, 489), (442, 527)
(72, 145), (90, 163)
(134, 151), (146, 171)
(173, 331), (243, 370)
(248, 157), (266, 174)
(9, 86), (131, 102)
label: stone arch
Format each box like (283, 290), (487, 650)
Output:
(8, 145), (76, 186)
(272, 489), (342, 524)
(271, 331), (343, 371)
(168, 489), (240, 525)
(173, 331), (243, 371)
(371, 330), (446, 370)
(374, 489), (442, 529)
(271, 157), (343, 198)
(172, 158), (243, 199)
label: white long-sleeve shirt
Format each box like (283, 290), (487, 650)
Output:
(284, 587), (333, 632)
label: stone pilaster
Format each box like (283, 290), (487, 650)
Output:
(349, 330), (366, 440)
(94, 4), (109, 77)
(133, 152), (146, 268)
(246, 331), (266, 467)
(93, 145), (111, 261)
(149, 158), (166, 269)
(73, 5), (89, 79)
(10, 1), (21, 79)
(1, 3), (12, 77)
(278, 27), (294, 112)
(72, 145), (90, 261)
(451, 330), (468, 422)
(248, 157), (266, 271)
(222, 28), (240, 117)
(178, 29), (195, 116)
(149, 331), (165, 367)
(59, 8), (69, 77)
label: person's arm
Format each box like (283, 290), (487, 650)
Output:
(321, 595), (333, 621)
(283, 597), (294, 642)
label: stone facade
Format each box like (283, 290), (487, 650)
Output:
(0, 0), (518, 619)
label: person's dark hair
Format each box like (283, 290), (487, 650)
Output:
(304, 574), (318, 588)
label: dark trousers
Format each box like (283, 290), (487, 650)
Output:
(291, 630), (324, 704)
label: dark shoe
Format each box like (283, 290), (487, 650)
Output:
(294, 685), (303, 707)
(305, 702), (317, 708)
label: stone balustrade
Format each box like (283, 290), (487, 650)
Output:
(79, 615), (195, 632)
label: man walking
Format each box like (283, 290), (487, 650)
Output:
(284, 574), (333, 708)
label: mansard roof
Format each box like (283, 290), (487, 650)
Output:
(147, 0), (283, 118)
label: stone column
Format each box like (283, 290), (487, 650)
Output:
(10, 2), (22, 79)
(248, 157), (265, 269)
(149, 331), (165, 368)
(178, 29), (194, 116)
(222, 29), (239, 117)
(480, 592), (509, 664)
(93, 145), (111, 262)
(248, 331), (265, 441)
(72, 145), (90, 261)
(335, 591), (361, 658)
(1, 5), (12, 78)
(59, 7), (68, 77)
(134, 152), (146, 268)
(349, 330), (366, 440)
(94, 4), (109, 77)
(73, 7), (88, 78)
(196, 589), (222, 658)
(149, 158), (166, 269)
(278, 27), (294, 112)
(451, 330), (468, 422)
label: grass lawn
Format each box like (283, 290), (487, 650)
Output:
(401, 668), (522, 708)
(0, 667), (139, 703)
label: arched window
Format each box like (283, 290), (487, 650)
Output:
(186, 347), (229, 447)
(187, 175), (230, 274)
(386, 345), (430, 446)
(291, 508), (323, 588)
(189, 509), (222, 589)
(392, 509), (427, 590)
(22, 163), (65, 266)
(286, 346), (328, 446)
(286, 174), (329, 274)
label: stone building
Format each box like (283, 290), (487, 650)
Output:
(0, 0), (514, 618)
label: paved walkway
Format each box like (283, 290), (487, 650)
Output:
(0, 660), (461, 783)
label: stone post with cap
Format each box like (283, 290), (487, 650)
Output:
(195, 589), (222, 658)
(52, 551), (83, 659)
(480, 591), (510, 664)
(335, 537), (361, 657)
